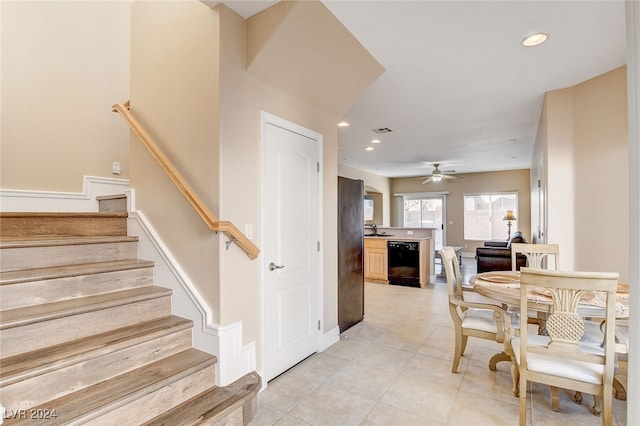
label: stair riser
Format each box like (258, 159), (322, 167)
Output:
(0, 242), (138, 272)
(70, 364), (217, 426)
(0, 296), (171, 358)
(0, 216), (127, 238)
(98, 198), (127, 213)
(0, 267), (153, 311)
(1, 329), (193, 411)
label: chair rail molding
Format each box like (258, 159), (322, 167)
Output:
(0, 175), (130, 212)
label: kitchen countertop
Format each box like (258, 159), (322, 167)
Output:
(364, 235), (431, 241)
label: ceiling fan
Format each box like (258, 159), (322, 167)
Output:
(421, 163), (459, 184)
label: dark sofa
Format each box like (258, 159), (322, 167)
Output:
(475, 231), (528, 273)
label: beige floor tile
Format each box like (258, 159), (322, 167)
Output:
(401, 310), (450, 327)
(379, 374), (459, 423)
(528, 382), (605, 425)
(289, 352), (346, 382)
(322, 335), (371, 360)
(387, 321), (437, 339)
(428, 324), (459, 341)
(326, 360), (400, 400)
(447, 389), (522, 426)
(613, 396), (628, 426)
(376, 328), (428, 353)
(467, 344), (511, 372)
(258, 372), (321, 413)
(352, 342), (415, 374)
(361, 402), (445, 426)
(248, 404), (287, 426)
(416, 337), (472, 372)
(341, 321), (389, 341)
(288, 384), (376, 426)
(459, 364), (519, 405)
(273, 415), (313, 425)
(402, 353), (466, 389)
(251, 272), (627, 425)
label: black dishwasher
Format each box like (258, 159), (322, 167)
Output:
(387, 240), (420, 287)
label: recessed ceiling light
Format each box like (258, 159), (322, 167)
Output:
(338, 121), (350, 127)
(371, 139), (381, 144)
(522, 32), (548, 47)
(365, 147), (374, 151)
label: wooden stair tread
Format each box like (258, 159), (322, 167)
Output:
(143, 371), (261, 426)
(2, 349), (216, 425)
(142, 385), (239, 425)
(0, 316), (193, 386)
(0, 212), (128, 218)
(0, 259), (154, 286)
(0, 286), (171, 329)
(0, 235), (138, 248)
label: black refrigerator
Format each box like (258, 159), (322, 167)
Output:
(337, 176), (364, 332)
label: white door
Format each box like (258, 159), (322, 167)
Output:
(262, 113), (321, 381)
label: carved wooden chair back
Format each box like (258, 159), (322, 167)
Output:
(440, 247), (509, 373)
(440, 246), (463, 299)
(511, 243), (559, 271)
(516, 267), (619, 426)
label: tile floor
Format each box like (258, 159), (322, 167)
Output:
(249, 259), (628, 425)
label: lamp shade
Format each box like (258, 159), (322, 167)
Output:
(503, 210), (517, 221)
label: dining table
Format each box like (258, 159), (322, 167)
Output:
(468, 270), (630, 401)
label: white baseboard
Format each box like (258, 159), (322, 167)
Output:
(318, 325), (340, 352)
(127, 191), (256, 386)
(0, 176), (129, 212)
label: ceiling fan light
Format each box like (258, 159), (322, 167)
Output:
(432, 175), (443, 182)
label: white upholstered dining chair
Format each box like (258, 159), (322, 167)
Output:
(512, 268), (619, 426)
(439, 247), (511, 373)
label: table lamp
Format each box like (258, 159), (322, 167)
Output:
(503, 210), (517, 240)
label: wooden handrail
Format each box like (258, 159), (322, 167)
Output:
(112, 101), (260, 260)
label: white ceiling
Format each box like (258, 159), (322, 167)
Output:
(224, 0), (627, 178)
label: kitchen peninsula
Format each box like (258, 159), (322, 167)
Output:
(364, 227), (435, 287)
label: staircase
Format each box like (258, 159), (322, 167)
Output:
(0, 211), (260, 425)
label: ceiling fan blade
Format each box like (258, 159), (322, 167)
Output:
(422, 177), (434, 184)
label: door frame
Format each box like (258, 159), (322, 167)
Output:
(259, 111), (324, 384)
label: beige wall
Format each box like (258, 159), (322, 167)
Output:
(129, 1), (222, 317)
(338, 164), (392, 226)
(534, 67), (629, 281)
(217, 5), (342, 345)
(129, 0), (380, 365)
(541, 88), (577, 267)
(1, 1), (131, 191)
(391, 169), (532, 254)
(573, 67), (628, 279)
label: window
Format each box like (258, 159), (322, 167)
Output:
(464, 192), (518, 241)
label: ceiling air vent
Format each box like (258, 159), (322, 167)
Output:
(373, 127), (393, 134)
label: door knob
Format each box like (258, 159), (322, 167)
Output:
(269, 262), (285, 271)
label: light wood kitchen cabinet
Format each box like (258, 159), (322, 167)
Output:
(364, 238), (388, 283)
(364, 236), (432, 286)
